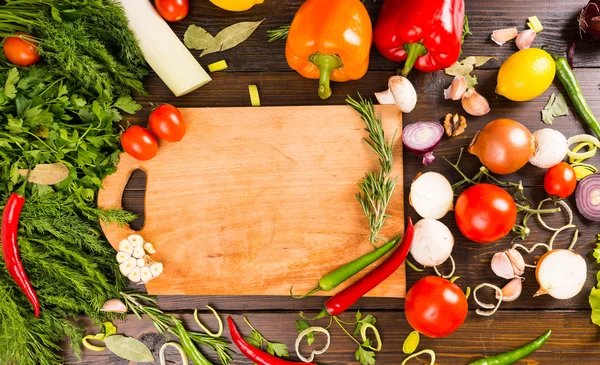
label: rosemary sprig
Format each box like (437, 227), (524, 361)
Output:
(120, 292), (234, 365)
(267, 24), (290, 42)
(347, 94), (398, 248)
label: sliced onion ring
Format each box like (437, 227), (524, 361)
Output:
(433, 255), (456, 279)
(473, 283), (503, 316)
(295, 326), (331, 363)
(360, 323), (382, 351)
(160, 342), (188, 365)
(512, 243), (551, 268)
(82, 335), (106, 352)
(194, 305), (223, 338)
(401, 349), (436, 365)
(536, 198), (573, 231)
(567, 135), (600, 160)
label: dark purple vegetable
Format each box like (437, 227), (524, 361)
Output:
(567, 40), (576, 69)
(402, 121), (444, 166)
(579, 0), (600, 39)
(575, 173), (600, 222)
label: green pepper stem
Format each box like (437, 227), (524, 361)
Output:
(289, 285), (321, 299)
(309, 53), (343, 100)
(401, 43), (427, 77)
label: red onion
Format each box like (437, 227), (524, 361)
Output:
(402, 121), (444, 166)
(567, 40), (576, 69)
(579, 0), (600, 39)
(575, 173), (600, 222)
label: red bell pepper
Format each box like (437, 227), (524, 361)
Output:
(374, 0), (465, 76)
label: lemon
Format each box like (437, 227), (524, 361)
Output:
(496, 48), (556, 102)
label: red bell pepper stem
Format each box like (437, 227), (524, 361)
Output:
(2, 193), (40, 318)
(227, 317), (316, 365)
(325, 217), (414, 317)
(401, 43), (427, 77)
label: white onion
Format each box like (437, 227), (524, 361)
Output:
(410, 219), (454, 267)
(409, 172), (454, 219)
(529, 129), (568, 168)
(535, 249), (587, 300)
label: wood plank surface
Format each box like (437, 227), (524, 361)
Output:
(62, 0), (600, 363)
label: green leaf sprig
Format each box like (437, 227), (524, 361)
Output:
(244, 317), (290, 358)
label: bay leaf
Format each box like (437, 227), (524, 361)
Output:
(200, 19), (265, 57)
(444, 56), (497, 76)
(18, 162), (69, 185)
(104, 335), (154, 362)
(184, 25), (214, 50)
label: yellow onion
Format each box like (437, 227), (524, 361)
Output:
(468, 119), (536, 175)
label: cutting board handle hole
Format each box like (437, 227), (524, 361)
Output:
(122, 169), (146, 231)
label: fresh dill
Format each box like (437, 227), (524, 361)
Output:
(346, 94), (398, 248)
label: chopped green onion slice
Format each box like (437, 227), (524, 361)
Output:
(208, 60), (228, 72)
(465, 286), (471, 299)
(295, 326), (330, 363)
(572, 163), (598, 181)
(360, 323), (382, 351)
(402, 331), (420, 355)
(249, 85), (261, 107)
(160, 342), (188, 365)
(401, 349), (436, 365)
(567, 135), (600, 161)
(570, 142), (597, 163)
(82, 335), (106, 352)
(193, 305), (223, 338)
(406, 258), (425, 272)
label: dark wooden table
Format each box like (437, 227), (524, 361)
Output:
(65, 1), (600, 363)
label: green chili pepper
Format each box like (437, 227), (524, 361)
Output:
(171, 317), (213, 365)
(552, 55), (600, 139)
(290, 235), (400, 298)
(468, 330), (551, 365)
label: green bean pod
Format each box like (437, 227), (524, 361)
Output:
(468, 330), (551, 365)
(553, 56), (600, 138)
(172, 317), (214, 365)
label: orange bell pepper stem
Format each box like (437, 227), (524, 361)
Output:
(309, 53), (343, 99)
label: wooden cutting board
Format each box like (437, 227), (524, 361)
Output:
(98, 105), (405, 297)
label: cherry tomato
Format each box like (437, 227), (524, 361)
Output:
(544, 162), (577, 198)
(148, 104), (186, 142)
(405, 276), (468, 338)
(154, 0), (189, 22)
(3, 33), (40, 67)
(121, 126), (158, 161)
(455, 183), (517, 244)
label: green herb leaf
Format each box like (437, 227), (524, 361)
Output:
(102, 322), (117, 337)
(245, 330), (263, 349)
(184, 24), (215, 50)
(354, 314), (376, 336)
(590, 234), (600, 326)
(541, 92), (568, 125)
(355, 345), (376, 365)
(18, 163), (70, 186)
(201, 19), (265, 57)
(465, 74), (478, 89)
(114, 95), (142, 114)
(104, 335), (154, 362)
(4, 68), (19, 99)
(267, 342), (289, 358)
(296, 320), (315, 346)
(462, 15), (472, 44)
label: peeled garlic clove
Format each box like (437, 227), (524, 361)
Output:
(461, 89), (490, 116)
(132, 246), (145, 259)
(444, 75), (467, 100)
(140, 266), (153, 283)
(101, 299), (128, 313)
(116, 251), (131, 264)
(491, 27), (518, 45)
(150, 262), (164, 278)
(506, 248), (525, 276)
(127, 234), (144, 247)
(496, 278), (522, 302)
(374, 89), (395, 105)
(491, 252), (516, 279)
(136, 258), (146, 267)
(143, 242), (156, 255)
(119, 257), (137, 276)
(127, 267), (141, 283)
(516, 29), (536, 50)
(118, 239), (134, 255)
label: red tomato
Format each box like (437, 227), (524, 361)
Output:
(121, 126), (158, 161)
(3, 33), (40, 67)
(154, 0), (189, 22)
(544, 162), (577, 198)
(405, 276), (468, 338)
(455, 184), (517, 244)
(148, 104), (186, 142)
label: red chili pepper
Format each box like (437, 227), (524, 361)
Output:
(227, 317), (315, 365)
(373, 0), (465, 76)
(2, 193), (40, 318)
(325, 217), (414, 317)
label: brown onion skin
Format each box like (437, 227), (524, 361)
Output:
(468, 119), (536, 175)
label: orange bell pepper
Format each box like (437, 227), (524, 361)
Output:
(285, 0), (372, 100)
